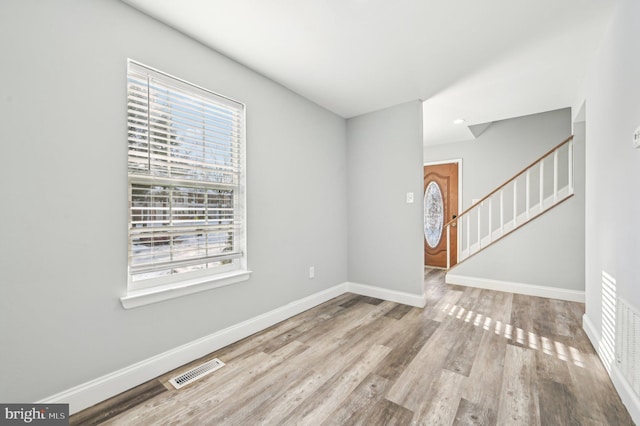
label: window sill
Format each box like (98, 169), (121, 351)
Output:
(120, 270), (252, 309)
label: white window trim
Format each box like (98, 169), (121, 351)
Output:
(121, 59), (249, 309)
(121, 269), (251, 309)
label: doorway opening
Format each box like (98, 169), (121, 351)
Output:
(423, 160), (462, 268)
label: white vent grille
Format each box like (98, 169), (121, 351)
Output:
(169, 358), (225, 390)
(616, 298), (640, 396)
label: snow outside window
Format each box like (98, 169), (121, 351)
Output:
(126, 60), (247, 293)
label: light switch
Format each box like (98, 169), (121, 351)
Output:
(634, 126), (640, 149)
(406, 192), (414, 203)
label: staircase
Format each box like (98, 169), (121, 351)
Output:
(443, 135), (575, 269)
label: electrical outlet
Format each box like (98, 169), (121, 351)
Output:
(309, 266), (315, 279)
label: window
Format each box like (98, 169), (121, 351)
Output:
(123, 60), (248, 307)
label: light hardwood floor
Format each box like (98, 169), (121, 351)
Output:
(71, 269), (634, 425)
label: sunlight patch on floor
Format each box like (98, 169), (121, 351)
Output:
(444, 303), (586, 367)
(600, 270), (617, 372)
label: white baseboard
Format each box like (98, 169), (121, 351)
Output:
(583, 313), (640, 424)
(41, 281), (426, 415)
(581, 312), (601, 356)
(611, 362), (640, 424)
(446, 274), (585, 303)
(40, 283), (348, 415)
(346, 282), (426, 308)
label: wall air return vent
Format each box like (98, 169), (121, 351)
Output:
(616, 298), (640, 397)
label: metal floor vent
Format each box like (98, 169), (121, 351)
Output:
(169, 358), (225, 390)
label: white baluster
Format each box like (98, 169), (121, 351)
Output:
(500, 189), (504, 235)
(525, 169), (530, 219)
(513, 181), (518, 226)
(540, 160), (544, 209)
(488, 198), (493, 243)
(477, 207), (482, 250)
(568, 139), (574, 192)
(466, 214), (470, 255)
(446, 225), (451, 269)
(553, 149), (559, 201)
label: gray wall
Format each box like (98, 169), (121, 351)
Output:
(0, 0), (347, 402)
(424, 109), (585, 291)
(583, 0), (640, 361)
(347, 101), (424, 295)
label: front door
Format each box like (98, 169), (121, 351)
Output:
(424, 163), (458, 268)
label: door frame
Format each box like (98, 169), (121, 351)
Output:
(422, 158), (463, 268)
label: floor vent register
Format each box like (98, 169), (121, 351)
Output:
(169, 358), (226, 389)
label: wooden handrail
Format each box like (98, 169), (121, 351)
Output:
(443, 135), (574, 228)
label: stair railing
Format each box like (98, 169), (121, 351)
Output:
(444, 135), (574, 269)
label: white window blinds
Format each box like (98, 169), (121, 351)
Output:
(127, 60), (245, 287)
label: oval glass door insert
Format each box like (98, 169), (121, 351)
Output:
(424, 181), (444, 248)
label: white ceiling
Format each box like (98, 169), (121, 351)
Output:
(122, 0), (618, 145)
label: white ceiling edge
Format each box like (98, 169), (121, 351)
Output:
(468, 123), (493, 139)
(120, 0), (619, 146)
(422, 12), (613, 146)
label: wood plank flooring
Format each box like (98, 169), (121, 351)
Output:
(71, 269), (634, 425)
